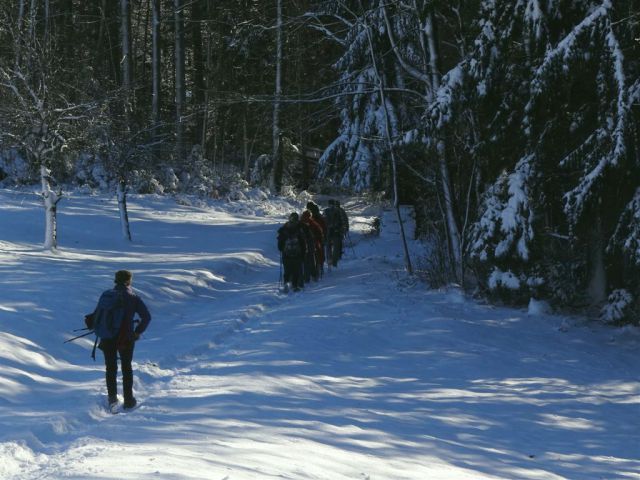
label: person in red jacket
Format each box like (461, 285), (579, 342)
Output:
(306, 201), (327, 275)
(301, 210), (324, 280)
(306, 201), (327, 238)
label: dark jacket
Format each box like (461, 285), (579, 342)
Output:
(338, 206), (349, 234)
(323, 206), (343, 238)
(89, 285), (151, 348)
(277, 221), (307, 258)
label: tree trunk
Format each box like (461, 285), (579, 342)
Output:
(117, 179), (132, 241)
(43, 0), (50, 46)
(16, 0), (26, 65)
(361, 6), (413, 275)
(56, 0), (74, 60)
(191, 0), (205, 147)
(273, 131), (284, 192)
(151, 0), (161, 153)
(139, 0), (150, 84)
(28, 0), (37, 42)
(437, 139), (463, 282)
(425, 11), (464, 284)
(174, 0), (186, 164)
(243, 110), (250, 180)
(269, 0), (283, 193)
(40, 164), (60, 250)
(201, 16), (213, 159)
(100, 0), (121, 83)
(588, 211), (607, 308)
(17, 0), (26, 31)
(382, 1), (462, 282)
(121, 0), (133, 112)
(219, 113), (226, 173)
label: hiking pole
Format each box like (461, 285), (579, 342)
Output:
(64, 330), (95, 343)
(346, 231), (356, 257)
(72, 327), (92, 332)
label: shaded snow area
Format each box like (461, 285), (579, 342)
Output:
(1, 188), (639, 480)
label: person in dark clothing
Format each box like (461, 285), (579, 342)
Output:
(92, 270), (151, 410)
(323, 200), (343, 267)
(334, 199), (349, 259)
(277, 212), (307, 292)
(335, 200), (349, 236)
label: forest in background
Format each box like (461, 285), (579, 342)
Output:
(0, 1), (639, 323)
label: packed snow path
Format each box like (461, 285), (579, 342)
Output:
(0, 189), (638, 479)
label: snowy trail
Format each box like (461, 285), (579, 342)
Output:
(0, 189), (639, 479)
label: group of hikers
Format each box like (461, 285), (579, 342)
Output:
(277, 199), (349, 292)
(79, 199), (349, 411)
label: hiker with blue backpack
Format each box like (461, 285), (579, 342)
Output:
(277, 212), (307, 292)
(85, 270), (151, 411)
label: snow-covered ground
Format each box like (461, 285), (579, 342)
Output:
(0, 188), (639, 480)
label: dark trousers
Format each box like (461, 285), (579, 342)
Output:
(283, 256), (304, 289)
(326, 235), (342, 267)
(303, 251), (317, 282)
(101, 339), (135, 401)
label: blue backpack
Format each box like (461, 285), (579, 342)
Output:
(89, 289), (125, 359)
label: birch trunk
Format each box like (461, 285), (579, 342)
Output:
(41, 165), (60, 250)
(117, 180), (132, 241)
(269, 0), (283, 193)
(116, 0), (134, 241)
(425, 12), (464, 284)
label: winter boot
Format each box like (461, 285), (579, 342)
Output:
(108, 395), (119, 413)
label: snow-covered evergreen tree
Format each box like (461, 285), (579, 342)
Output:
(467, 0), (640, 309)
(311, 0), (474, 282)
(314, 2), (405, 192)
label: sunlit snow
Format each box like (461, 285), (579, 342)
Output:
(0, 188), (638, 479)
